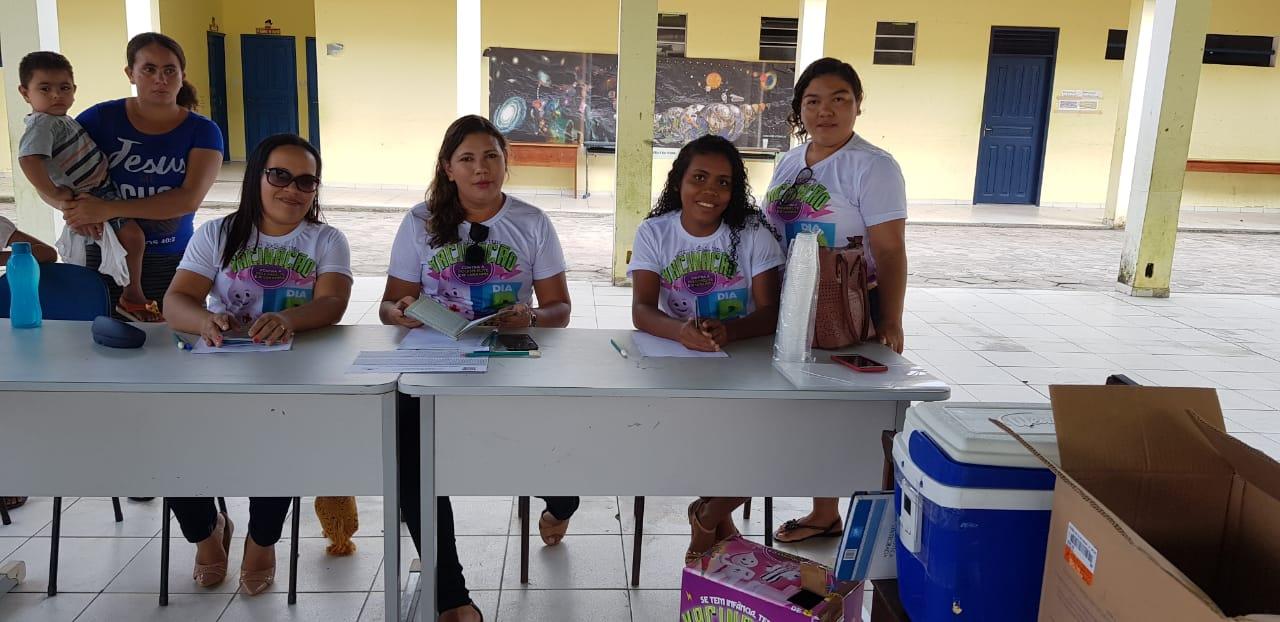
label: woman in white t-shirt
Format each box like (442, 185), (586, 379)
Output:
(163, 134), (353, 595)
(380, 115), (573, 622)
(764, 58), (909, 544)
(628, 135), (785, 564)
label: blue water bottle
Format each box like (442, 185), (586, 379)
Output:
(7, 242), (42, 328)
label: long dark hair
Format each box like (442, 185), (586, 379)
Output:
(219, 134), (323, 268)
(425, 115), (509, 247)
(647, 135), (779, 274)
(126, 32), (199, 111)
(787, 57), (864, 140)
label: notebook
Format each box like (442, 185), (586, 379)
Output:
(405, 296), (499, 340)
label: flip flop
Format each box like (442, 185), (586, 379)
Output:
(116, 298), (163, 323)
(773, 518), (844, 543)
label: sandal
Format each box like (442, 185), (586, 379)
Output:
(538, 511), (570, 547)
(685, 499), (719, 567)
(193, 512), (234, 587)
(773, 518), (844, 544)
(116, 297), (163, 323)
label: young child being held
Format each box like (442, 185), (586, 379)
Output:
(16, 51), (157, 321)
(628, 134), (786, 352)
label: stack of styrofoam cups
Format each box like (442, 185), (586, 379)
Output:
(773, 231), (819, 363)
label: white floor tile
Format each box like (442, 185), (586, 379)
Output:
(0, 538), (23, 562)
(1217, 390), (1276, 411)
(217, 591), (367, 622)
(934, 364), (1021, 385)
(356, 590), (499, 622)
(74, 593), (230, 622)
(36, 497), (164, 538)
(371, 535), (507, 592)
(0, 498), (58, 538)
(621, 534), (689, 590)
(1238, 391), (1280, 410)
(0, 592), (94, 622)
(628, 589), (681, 621)
(1232, 434), (1280, 461)
(291, 537), (385, 594)
(452, 498), (515, 536)
(500, 534), (627, 590)
(978, 351), (1054, 367)
(495, 588), (630, 622)
(961, 384), (1049, 403)
(8, 536), (148, 594)
(619, 496), (695, 536)
(1224, 410), (1280, 434)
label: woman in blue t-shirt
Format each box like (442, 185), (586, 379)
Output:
(60, 32), (223, 316)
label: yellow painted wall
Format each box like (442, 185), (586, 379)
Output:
(160, 0), (314, 160)
(313, 0), (457, 186)
(219, 0), (315, 159)
(158, 0), (221, 138)
(58, 0), (132, 113)
(824, 0), (1128, 207)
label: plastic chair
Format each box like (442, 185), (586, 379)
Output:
(0, 263), (124, 595)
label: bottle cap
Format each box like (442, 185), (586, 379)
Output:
(10, 242), (31, 254)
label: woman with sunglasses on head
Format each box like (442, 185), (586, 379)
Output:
(380, 114), (573, 622)
(163, 133), (352, 594)
(763, 58), (908, 545)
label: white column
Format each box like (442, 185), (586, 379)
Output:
(1, 0), (62, 242)
(796, 0), (828, 73)
(611, 0), (659, 283)
(124, 0), (159, 38)
(1114, 0), (1210, 297)
(456, 0), (482, 117)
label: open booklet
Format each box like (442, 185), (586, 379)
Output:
(405, 296), (499, 340)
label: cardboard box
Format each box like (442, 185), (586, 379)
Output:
(1000, 385), (1280, 621)
(681, 536), (864, 622)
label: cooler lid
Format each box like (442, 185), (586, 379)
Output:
(903, 402), (1059, 469)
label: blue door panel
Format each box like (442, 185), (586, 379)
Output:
(974, 55), (1050, 204)
(241, 35), (298, 155)
(207, 33), (230, 161)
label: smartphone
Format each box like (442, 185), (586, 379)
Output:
(497, 333), (539, 352)
(831, 354), (888, 373)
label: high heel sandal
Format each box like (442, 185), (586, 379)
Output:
(685, 499), (719, 566)
(538, 511), (570, 547)
(193, 512), (233, 587)
(239, 542), (276, 596)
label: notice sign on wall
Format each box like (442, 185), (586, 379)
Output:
(1057, 89), (1102, 113)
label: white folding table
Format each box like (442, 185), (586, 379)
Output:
(398, 328), (950, 620)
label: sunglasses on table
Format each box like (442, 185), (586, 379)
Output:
(777, 166), (815, 206)
(464, 223), (490, 266)
(263, 167), (321, 193)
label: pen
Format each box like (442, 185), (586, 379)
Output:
(464, 350), (541, 358)
(174, 334), (193, 351)
(609, 338), (629, 359)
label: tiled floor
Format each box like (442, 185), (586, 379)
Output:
(5, 282), (1280, 621)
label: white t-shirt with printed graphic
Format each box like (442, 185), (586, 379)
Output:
(763, 134), (907, 278)
(387, 196), (567, 320)
(627, 211), (785, 322)
(178, 216), (353, 326)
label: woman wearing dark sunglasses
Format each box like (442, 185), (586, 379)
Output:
(763, 58), (909, 545)
(163, 133), (352, 593)
(380, 115), (574, 622)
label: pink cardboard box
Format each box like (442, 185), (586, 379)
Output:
(680, 536), (864, 622)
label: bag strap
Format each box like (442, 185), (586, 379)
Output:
(835, 252), (858, 338)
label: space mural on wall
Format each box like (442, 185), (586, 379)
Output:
(485, 47), (793, 152)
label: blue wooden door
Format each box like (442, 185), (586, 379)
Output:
(973, 55), (1052, 204)
(206, 32), (230, 161)
(240, 35), (298, 155)
(305, 37), (320, 151)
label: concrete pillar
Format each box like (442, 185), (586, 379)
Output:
(1, 0), (62, 242)
(457, 0), (482, 117)
(796, 0), (828, 74)
(611, 0), (658, 284)
(1103, 0), (1145, 226)
(1113, 0), (1211, 297)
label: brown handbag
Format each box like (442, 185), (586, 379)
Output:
(812, 236), (876, 349)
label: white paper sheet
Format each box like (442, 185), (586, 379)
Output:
(348, 350), (488, 374)
(397, 327), (493, 351)
(631, 331), (728, 358)
(190, 339), (293, 354)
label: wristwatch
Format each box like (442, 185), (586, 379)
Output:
(528, 308), (538, 327)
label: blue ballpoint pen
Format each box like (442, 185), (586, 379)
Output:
(174, 334), (193, 351)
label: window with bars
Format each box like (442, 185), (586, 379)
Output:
(874, 22), (917, 65)
(658, 13), (687, 57)
(759, 17), (798, 62)
(1105, 29), (1276, 67)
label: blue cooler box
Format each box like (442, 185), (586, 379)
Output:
(893, 403), (1059, 622)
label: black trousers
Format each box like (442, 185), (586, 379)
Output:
(398, 392), (471, 613)
(539, 496), (579, 521)
(85, 244), (181, 318)
(169, 497), (291, 546)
